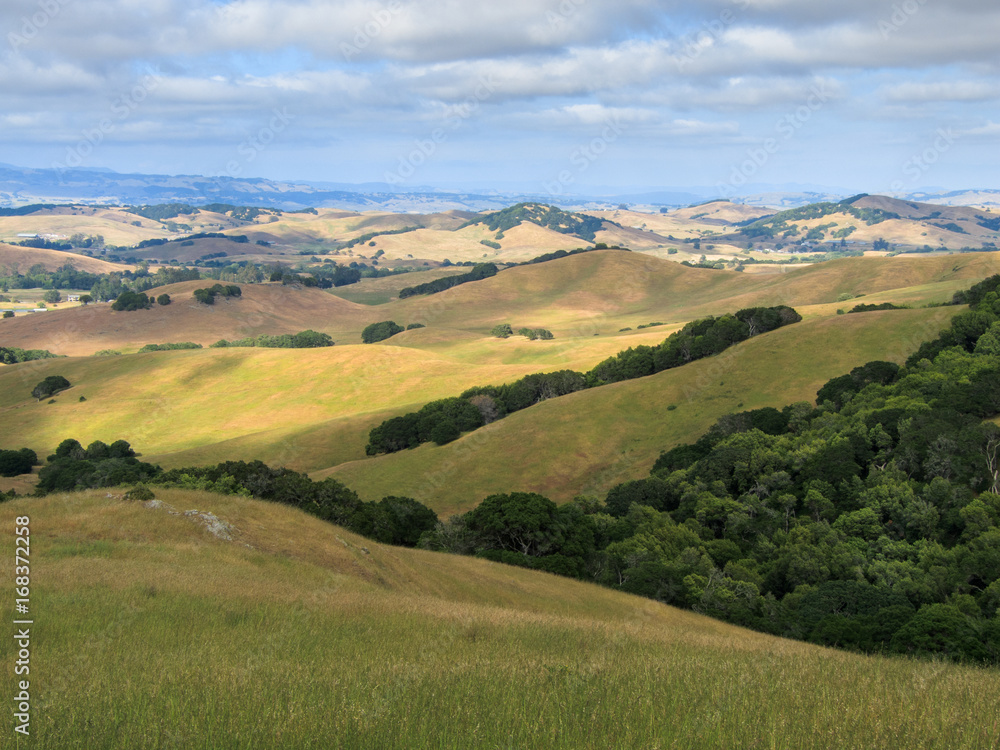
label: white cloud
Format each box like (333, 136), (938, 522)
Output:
(881, 81), (1000, 104)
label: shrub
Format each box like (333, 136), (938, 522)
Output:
(193, 284), (241, 306)
(157, 294), (171, 305)
(406, 323), (426, 330)
(0, 449), (37, 477)
(210, 331), (334, 349)
(124, 484), (155, 501)
(138, 342), (203, 352)
(111, 291), (152, 311)
(491, 323), (513, 338)
(32, 375), (71, 401)
(1, 311), (12, 319)
(361, 321), (404, 343)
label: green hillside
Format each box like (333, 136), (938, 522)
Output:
(324, 307), (960, 516)
(3, 489), (996, 749)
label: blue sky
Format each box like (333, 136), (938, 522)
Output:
(2, 0), (999, 195)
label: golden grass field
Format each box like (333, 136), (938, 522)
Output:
(1, 489), (996, 749)
(0, 243), (125, 274)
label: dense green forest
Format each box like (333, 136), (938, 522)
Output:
(366, 306), (802, 455)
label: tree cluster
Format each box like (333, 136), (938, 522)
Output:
(0, 448), (38, 477)
(138, 342), (203, 352)
(193, 284), (242, 305)
(36, 439), (153, 493)
(210, 330), (333, 349)
(398, 263), (498, 298)
(588, 307), (801, 385)
(361, 321), (404, 343)
(32, 375), (70, 400)
(490, 323), (553, 340)
(848, 302), (909, 313)
(518, 245), (625, 266)
(366, 397), (485, 453)
(0, 264), (102, 292)
(111, 291), (153, 311)
(0, 347), (60, 365)
(465, 203), (606, 242)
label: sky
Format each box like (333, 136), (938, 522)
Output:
(2, 0), (999, 196)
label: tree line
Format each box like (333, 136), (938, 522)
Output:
(366, 306), (803, 455)
(211, 330), (334, 349)
(15, 441), (438, 549)
(398, 263), (498, 298)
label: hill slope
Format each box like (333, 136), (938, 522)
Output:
(3, 489), (996, 748)
(0, 281), (376, 355)
(0, 242), (125, 273)
(324, 307), (959, 515)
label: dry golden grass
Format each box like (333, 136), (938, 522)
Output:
(0, 243), (125, 274)
(0, 280), (378, 355)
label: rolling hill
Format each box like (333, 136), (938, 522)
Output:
(0, 280), (375, 356)
(0, 242), (125, 274)
(3, 488), (996, 748)
(3, 251), (999, 502)
(323, 307), (960, 516)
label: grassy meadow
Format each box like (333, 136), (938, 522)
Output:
(1, 489), (997, 749)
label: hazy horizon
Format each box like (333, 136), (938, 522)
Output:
(3, 1), (999, 197)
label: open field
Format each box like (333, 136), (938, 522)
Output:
(2, 489), (997, 749)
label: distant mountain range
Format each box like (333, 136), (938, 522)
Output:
(0, 163), (997, 212)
